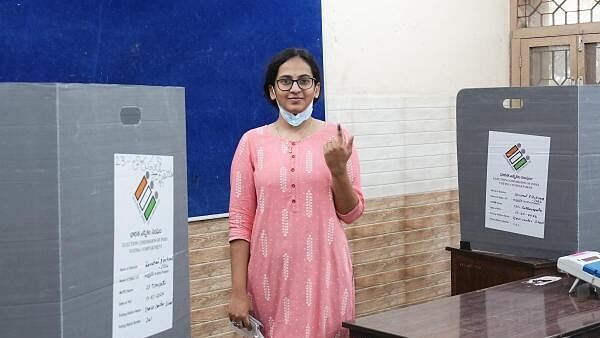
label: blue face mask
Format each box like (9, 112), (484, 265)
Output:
(278, 101), (313, 127)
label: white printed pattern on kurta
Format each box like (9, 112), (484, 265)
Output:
(258, 187), (265, 215)
(305, 150), (313, 173)
(305, 279), (312, 306)
(279, 167), (287, 192)
(260, 230), (268, 258)
(238, 139), (247, 156)
(268, 317), (275, 337)
(306, 234), (313, 262)
(327, 217), (335, 245)
(341, 288), (349, 317)
(281, 209), (289, 237)
(257, 147), (264, 171)
(305, 190), (313, 218)
(322, 306), (329, 331)
(280, 141), (288, 154)
(233, 213), (242, 229)
(263, 274), (271, 301)
(235, 171), (242, 198)
(282, 253), (289, 280)
(283, 297), (291, 324)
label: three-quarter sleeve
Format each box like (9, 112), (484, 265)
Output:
(228, 132), (257, 242)
(336, 132), (366, 224)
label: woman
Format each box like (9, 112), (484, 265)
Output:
(228, 47), (365, 338)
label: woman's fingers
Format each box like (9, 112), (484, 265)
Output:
(337, 123), (354, 152)
(337, 123), (348, 146)
(228, 293), (252, 328)
(347, 135), (354, 154)
(323, 125), (354, 175)
(229, 313), (250, 329)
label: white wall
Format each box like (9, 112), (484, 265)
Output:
(322, 0), (510, 198)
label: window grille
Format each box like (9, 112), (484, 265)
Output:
(517, 0), (600, 27)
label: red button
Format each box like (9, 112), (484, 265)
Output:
(291, 184), (296, 188)
(291, 142), (296, 146)
(291, 199), (296, 204)
(291, 168), (295, 172)
(292, 155), (296, 158)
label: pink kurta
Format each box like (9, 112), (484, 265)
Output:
(229, 122), (365, 338)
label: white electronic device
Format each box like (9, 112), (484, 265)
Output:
(557, 251), (600, 293)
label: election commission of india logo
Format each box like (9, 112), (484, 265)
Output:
(504, 143), (530, 171)
(133, 171), (159, 222)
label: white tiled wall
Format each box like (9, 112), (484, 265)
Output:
(327, 96), (458, 198)
(322, 0), (510, 198)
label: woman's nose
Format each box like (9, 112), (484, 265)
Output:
(289, 81), (302, 92)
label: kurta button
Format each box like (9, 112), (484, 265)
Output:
(291, 168), (295, 172)
(291, 184), (296, 188)
(291, 199), (296, 204)
(291, 142), (296, 146)
(292, 154), (296, 158)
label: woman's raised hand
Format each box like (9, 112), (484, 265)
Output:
(323, 123), (354, 177)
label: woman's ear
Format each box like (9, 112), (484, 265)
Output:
(314, 82), (321, 99)
(269, 86), (276, 100)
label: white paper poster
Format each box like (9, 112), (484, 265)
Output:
(113, 154), (174, 338)
(485, 131), (550, 238)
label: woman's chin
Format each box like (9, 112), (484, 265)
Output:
(282, 106), (306, 115)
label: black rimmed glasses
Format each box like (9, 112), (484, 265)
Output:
(275, 77), (316, 91)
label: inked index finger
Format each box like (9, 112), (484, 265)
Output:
(337, 123), (344, 140)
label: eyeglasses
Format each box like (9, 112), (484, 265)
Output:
(276, 77), (316, 91)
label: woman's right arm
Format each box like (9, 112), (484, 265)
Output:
(227, 133), (256, 328)
(229, 239), (251, 327)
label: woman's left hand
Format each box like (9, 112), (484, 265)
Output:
(324, 123), (354, 177)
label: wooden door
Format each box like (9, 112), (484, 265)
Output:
(519, 36), (578, 86)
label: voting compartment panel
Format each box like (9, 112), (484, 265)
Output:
(0, 84), (62, 337)
(0, 83), (190, 338)
(57, 84), (190, 338)
(456, 86), (600, 259)
(577, 86), (600, 251)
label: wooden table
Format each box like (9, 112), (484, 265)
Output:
(446, 246), (558, 295)
(343, 276), (600, 338)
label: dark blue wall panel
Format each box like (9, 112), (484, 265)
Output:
(0, 0), (324, 217)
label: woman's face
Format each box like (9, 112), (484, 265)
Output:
(269, 56), (320, 115)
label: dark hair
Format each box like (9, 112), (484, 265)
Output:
(263, 48), (322, 108)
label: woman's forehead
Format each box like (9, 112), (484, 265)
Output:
(277, 57), (313, 77)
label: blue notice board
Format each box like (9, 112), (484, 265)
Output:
(0, 1), (324, 217)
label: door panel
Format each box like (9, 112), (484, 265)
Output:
(579, 33), (600, 84)
(520, 36), (578, 86)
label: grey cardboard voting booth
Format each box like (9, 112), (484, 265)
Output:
(0, 83), (190, 338)
(457, 86), (600, 260)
